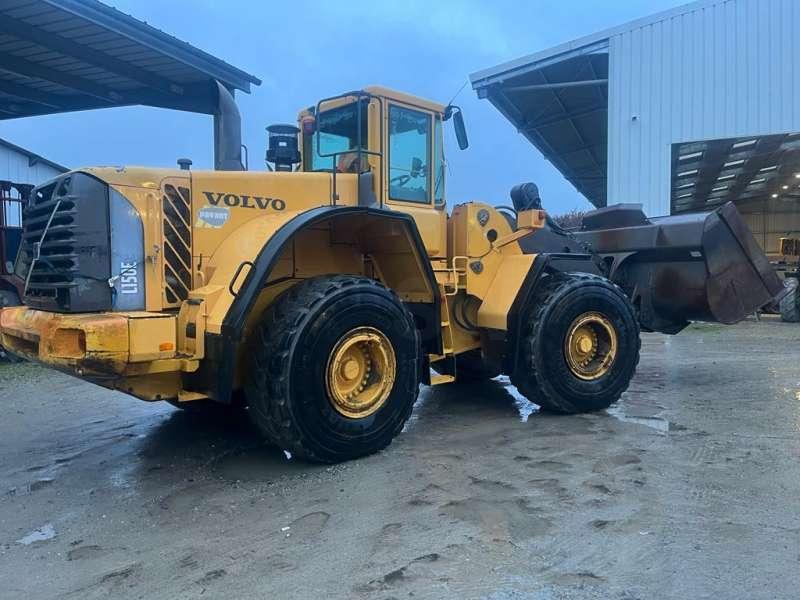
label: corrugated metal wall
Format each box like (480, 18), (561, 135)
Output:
(607, 0), (800, 216)
(0, 144), (63, 185)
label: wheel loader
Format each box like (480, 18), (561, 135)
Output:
(0, 86), (783, 462)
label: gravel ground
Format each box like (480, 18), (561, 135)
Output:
(1, 318), (799, 599)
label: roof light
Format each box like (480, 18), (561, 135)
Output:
(732, 139), (757, 149)
(772, 193), (779, 198)
(717, 174), (736, 181)
(676, 182), (694, 189)
(679, 151), (703, 161)
(711, 185), (728, 192)
(759, 165), (778, 172)
(795, 173), (800, 179)
(676, 192), (693, 199)
(677, 169), (698, 177)
(783, 185), (789, 190)
(723, 159), (745, 168)
(749, 177), (766, 185)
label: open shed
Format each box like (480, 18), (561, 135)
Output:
(0, 0), (261, 169)
(471, 0), (800, 256)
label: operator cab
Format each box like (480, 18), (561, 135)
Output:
(298, 87), (467, 199)
(277, 86), (468, 257)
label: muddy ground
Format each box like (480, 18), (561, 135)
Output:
(1, 319), (799, 599)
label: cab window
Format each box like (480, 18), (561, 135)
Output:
(389, 105), (430, 203)
(304, 99), (368, 172)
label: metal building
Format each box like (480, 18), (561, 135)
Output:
(0, 137), (67, 185)
(471, 0), (800, 255)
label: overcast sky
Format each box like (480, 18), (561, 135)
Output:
(1, 0), (687, 215)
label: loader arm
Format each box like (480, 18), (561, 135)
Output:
(519, 201), (785, 333)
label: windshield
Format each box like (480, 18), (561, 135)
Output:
(303, 99), (368, 172)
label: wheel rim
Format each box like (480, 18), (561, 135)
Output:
(564, 312), (618, 380)
(326, 326), (397, 418)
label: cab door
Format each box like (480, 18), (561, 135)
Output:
(383, 102), (446, 258)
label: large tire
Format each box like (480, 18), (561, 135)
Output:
(780, 279), (799, 322)
(245, 275), (421, 463)
(511, 272), (640, 414)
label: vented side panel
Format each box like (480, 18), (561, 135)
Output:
(162, 184), (192, 306)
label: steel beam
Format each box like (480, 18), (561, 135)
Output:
(524, 106), (605, 131)
(42, 0), (260, 92)
(0, 14), (184, 96)
(0, 54), (120, 103)
(505, 79), (608, 92)
(0, 80), (67, 108)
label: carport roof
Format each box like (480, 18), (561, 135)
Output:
(0, 0), (261, 120)
(470, 0), (718, 208)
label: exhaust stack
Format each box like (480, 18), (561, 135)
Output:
(213, 81), (244, 171)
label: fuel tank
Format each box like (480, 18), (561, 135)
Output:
(520, 202), (785, 334)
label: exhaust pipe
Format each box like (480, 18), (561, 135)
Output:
(213, 81), (244, 171)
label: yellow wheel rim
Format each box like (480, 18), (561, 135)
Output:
(564, 312), (618, 380)
(325, 326), (396, 419)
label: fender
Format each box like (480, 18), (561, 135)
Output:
(206, 205), (441, 403)
(500, 253), (596, 376)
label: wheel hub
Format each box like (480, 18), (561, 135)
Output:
(326, 326), (396, 418)
(564, 312), (618, 380)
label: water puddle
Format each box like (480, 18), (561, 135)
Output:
(16, 523), (56, 545)
(497, 376), (539, 422)
(606, 404), (671, 434)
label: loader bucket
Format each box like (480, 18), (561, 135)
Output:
(521, 202), (785, 334)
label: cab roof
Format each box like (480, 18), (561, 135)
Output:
(363, 86), (446, 114)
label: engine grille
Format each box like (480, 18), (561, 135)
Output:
(23, 177), (77, 301)
(162, 184), (192, 305)
(21, 173), (111, 312)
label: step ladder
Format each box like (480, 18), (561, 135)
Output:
(430, 284), (456, 385)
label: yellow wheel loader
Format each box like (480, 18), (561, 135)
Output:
(0, 86), (783, 462)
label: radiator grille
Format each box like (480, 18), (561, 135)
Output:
(22, 177), (78, 303)
(162, 184), (192, 305)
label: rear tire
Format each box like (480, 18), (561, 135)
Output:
(511, 272), (640, 414)
(245, 275), (421, 463)
(780, 279), (800, 322)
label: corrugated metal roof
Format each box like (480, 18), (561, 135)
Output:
(469, 0), (728, 208)
(470, 0), (720, 87)
(0, 0), (261, 120)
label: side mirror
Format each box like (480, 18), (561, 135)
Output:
(301, 115), (316, 135)
(411, 156), (423, 177)
(445, 105), (469, 150)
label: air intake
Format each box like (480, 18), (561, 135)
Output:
(162, 184), (192, 305)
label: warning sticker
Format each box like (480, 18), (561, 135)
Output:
(196, 205), (230, 228)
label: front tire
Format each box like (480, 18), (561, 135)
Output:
(511, 272), (640, 414)
(245, 275), (421, 463)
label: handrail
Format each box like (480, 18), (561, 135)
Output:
(313, 91), (384, 207)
